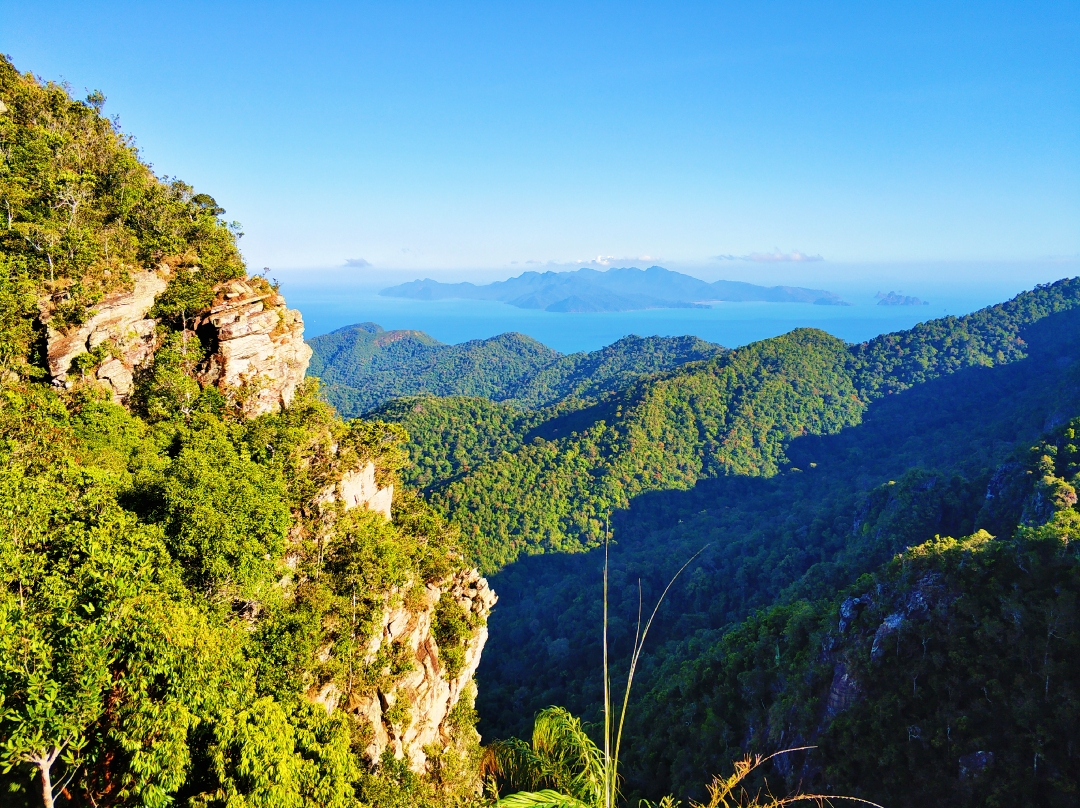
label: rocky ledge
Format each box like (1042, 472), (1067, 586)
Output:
(195, 277), (312, 417)
(43, 270), (312, 417)
(316, 460), (394, 521)
(45, 268), (167, 397)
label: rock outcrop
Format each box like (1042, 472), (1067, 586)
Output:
(45, 268), (168, 399)
(43, 271), (311, 417)
(311, 568), (497, 773)
(195, 277), (312, 417)
(316, 460), (394, 521)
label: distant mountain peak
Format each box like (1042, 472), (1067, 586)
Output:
(381, 265), (845, 312)
(876, 290), (929, 306)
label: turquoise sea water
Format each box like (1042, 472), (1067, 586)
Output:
(281, 284), (1019, 354)
(275, 262), (1080, 354)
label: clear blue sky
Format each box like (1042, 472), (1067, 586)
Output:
(3, 1), (1078, 274)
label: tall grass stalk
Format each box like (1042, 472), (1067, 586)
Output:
(604, 535), (708, 807)
(488, 534), (882, 808)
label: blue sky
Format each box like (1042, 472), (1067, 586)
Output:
(3, 1), (1078, 276)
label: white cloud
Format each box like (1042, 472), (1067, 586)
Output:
(574, 255), (660, 266)
(712, 249), (823, 263)
(344, 257), (371, 268)
(748, 249), (823, 263)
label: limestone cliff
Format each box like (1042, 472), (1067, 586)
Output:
(316, 460), (394, 521)
(44, 267), (497, 777)
(309, 452), (492, 772)
(43, 270), (311, 417)
(44, 268), (168, 398)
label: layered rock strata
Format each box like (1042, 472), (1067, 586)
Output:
(195, 277), (312, 417)
(43, 271), (311, 417)
(45, 268), (168, 399)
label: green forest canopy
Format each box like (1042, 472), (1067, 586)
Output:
(378, 281), (1080, 806)
(308, 323), (723, 417)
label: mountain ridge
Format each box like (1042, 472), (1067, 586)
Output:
(8, 46), (1080, 808)
(381, 265), (848, 312)
(308, 323), (725, 416)
(373, 277), (1080, 804)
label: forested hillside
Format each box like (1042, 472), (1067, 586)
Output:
(310, 323), (722, 416)
(8, 49), (1080, 808)
(308, 323), (558, 416)
(381, 280), (1080, 573)
(474, 301), (1080, 734)
(376, 279), (1080, 804)
(423, 328), (864, 569)
(0, 57), (487, 808)
(629, 420), (1080, 807)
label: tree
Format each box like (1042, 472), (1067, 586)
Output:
(0, 458), (184, 807)
(150, 413), (291, 596)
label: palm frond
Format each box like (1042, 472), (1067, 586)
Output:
(495, 789), (595, 808)
(531, 706), (606, 805)
(483, 737), (548, 793)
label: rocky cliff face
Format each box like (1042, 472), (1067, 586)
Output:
(43, 270), (311, 417)
(194, 277), (313, 417)
(311, 569), (497, 773)
(316, 460), (394, 521)
(45, 268), (168, 398)
(46, 268), (497, 776)
(308, 444), (499, 773)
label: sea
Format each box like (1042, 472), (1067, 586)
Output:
(276, 263), (1079, 355)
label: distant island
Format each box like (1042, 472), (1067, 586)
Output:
(876, 290), (929, 306)
(381, 265), (848, 312)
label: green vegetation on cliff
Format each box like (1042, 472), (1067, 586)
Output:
(0, 58), (481, 808)
(0, 375), (484, 808)
(0, 56), (245, 340)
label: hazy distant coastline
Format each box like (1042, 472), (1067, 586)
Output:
(381, 265), (848, 313)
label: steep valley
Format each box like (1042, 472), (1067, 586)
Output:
(363, 283), (1080, 805)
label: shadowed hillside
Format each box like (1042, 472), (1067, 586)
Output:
(474, 305), (1080, 802)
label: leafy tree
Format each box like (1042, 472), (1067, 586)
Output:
(0, 55), (245, 332)
(147, 413), (291, 596)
